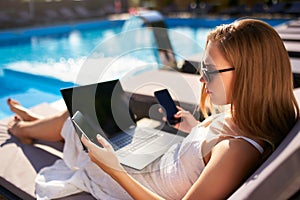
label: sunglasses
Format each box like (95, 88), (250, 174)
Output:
(200, 61), (235, 82)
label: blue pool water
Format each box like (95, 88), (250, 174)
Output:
(0, 18), (289, 119)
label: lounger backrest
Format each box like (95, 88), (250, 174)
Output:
(228, 119), (300, 199)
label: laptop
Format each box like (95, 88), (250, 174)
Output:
(60, 79), (184, 170)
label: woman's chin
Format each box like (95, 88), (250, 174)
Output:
(210, 95), (227, 106)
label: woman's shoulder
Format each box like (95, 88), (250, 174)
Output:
(211, 137), (262, 163)
(200, 137), (262, 199)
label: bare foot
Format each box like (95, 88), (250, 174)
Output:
(7, 98), (42, 121)
(8, 116), (33, 144)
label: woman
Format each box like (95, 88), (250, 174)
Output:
(8, 19), (299, 199)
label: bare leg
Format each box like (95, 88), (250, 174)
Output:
(7, 99), (70, 144)
(7, 98), (43, 121)
(8, 111), (69, 144)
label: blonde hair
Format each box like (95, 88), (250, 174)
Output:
(200, 19), (299, 149)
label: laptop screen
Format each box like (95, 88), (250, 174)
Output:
(60, 79), (136, 139)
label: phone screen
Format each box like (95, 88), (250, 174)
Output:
(154, 89), (180, 125)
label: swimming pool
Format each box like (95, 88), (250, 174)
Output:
(0, 17), (289, 119)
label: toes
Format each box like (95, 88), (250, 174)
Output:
(7, 98), (20, 107)
(8, 118), (19, 130)
(7, 120), (32, 144)
(14, 116), (21, 121)
(7, 98), (12, 106)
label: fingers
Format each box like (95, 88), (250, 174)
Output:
(81, 134), (113, 152)
(96, 134), (113, 150)
(158, 107), (163, 113)
(81, 134), (90, 148)
(176, 106), (182, 111)
(158, 106), (187, 124)
(176, 109), (189, 116)
(173, 123), (180, 129)
(159, 106), (182, 113)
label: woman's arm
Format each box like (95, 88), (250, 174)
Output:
(81, 135), (163, 200)
(183, 138), (261, 199)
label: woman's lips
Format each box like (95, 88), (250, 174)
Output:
(206, 88), (212, 94)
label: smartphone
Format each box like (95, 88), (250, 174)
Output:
(154, 89), (181, 125)
(71, 111), (103, 151)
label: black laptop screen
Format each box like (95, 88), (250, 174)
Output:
(60, 79), (136, 139)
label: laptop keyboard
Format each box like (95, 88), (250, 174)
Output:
(111, 129), (162, 157)
(110, 133), (134, 150)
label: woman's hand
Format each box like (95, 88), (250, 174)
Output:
(170, 106), (199, 133)
(82, 134), (164, 200)
(81, 134), (125, 175)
